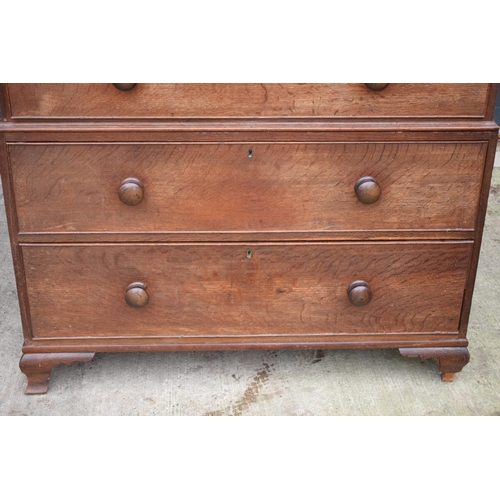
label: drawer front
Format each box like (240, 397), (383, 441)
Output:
(10, 142), (486, 234)
(7, 83), (491, 119)
(23, 242), (471, 338)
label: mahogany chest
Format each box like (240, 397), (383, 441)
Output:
(0, 83), (498, 394)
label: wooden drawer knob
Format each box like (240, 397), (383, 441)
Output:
(365, 83), (389, 91)
(348, 281), (372, 306)
(119, 178), (144, 206)
(355, 176), (381, 204)
(125, 282), (149, 308)
(113, 83), (137, 91)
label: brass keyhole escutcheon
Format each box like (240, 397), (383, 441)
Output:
(248, 149), (253, 158)
(246, 249), (253, 258)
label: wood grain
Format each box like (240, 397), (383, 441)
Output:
(0, 83), (9, 122)
(0, 135), (34, 340)
(459, 133), (499, 337)
(399, 347), (470, 382)
(22, 242), (472, 339)
(1, 83), (498, 390)
(16, 229), (476, 244)
(1, 121), (498, 145)
(22, 337), (469, 354)
(19, 352), (95, 394)
(6, 84), (491, 120)
(3, 119), (498, 132)
(9, 142), (487, 234)
(485, 83), (499, 120)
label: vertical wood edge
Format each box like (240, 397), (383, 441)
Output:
(458, 131), (498, 337)
(485, 84), (499, 121)
(0, 139), (34, 340)
(0, 84), (10, 122)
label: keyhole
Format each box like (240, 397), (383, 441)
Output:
(246, 249), (253, 258)
(248, 149), (253, 158)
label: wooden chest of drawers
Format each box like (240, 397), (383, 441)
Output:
(0, 83), (498, 394)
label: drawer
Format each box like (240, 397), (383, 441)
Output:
(6, 83), (491, 120)
(23, 242), (472, 339)
(10, 142), (486, 234)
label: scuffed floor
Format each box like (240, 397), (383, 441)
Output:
(1, 155), (499, 416)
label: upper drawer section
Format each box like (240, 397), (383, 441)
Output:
(9, 141), (486, 235)
(5, 84), (492, 120)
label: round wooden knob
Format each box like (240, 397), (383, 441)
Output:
(113, 83), (137, 91)
(365, 83), (389, 91)
(348, 281), (372, 306)
(355, 176), (381, 204)
(119, 178), (144, 206)
(125, 282), (149, 308)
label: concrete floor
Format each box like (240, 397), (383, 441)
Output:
(1, 147), (499, 416)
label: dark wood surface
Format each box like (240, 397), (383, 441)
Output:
(15, 229), (476, 244)
(486, 83), (499, 120)
(6, 84), (492, 120)
(458, 133), (499, 337)
(0, 83), (9, 122)
(19, 353), (95, 394)
(1, 120), (497, 140)
(0, 83), (498, 391)
(399, 347), (470, 382)
(23, 336), (469, 353)
(0, 135), (34, 340)
(9, 142), (486, 234)
(22, 242), (471, 338)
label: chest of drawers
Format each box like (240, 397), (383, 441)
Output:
(1, 83), (498, 394)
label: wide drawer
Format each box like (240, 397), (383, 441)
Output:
(23, 242), (471, 339)
(7, 84), (491, 120)
(10, 142), (486, 234)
